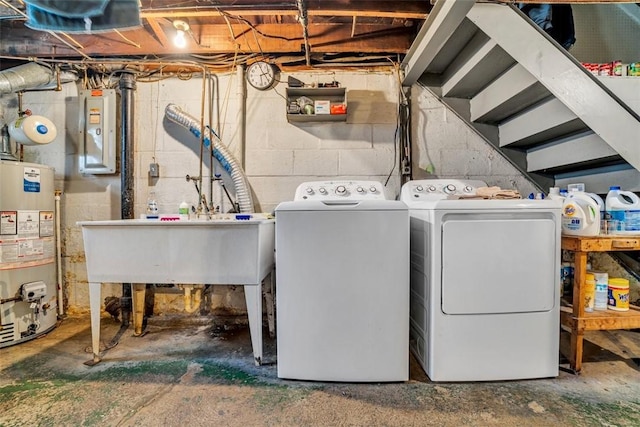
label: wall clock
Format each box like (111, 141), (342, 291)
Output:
(246, 61), (278, 90)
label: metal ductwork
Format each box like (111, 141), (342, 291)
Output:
(0, 63), (55, 95)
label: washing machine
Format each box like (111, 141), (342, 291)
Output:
(275, 180), (409, 382)
(400, 179), (562, 382)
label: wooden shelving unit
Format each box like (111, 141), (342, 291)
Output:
(560, 234), (640, 373)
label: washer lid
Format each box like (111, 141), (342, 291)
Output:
(275, 199), (408, 212)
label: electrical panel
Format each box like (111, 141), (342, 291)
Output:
(79, 89), (116, 174)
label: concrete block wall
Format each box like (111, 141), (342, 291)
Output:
(0, 69), (553, 314)
(0, 69), (407, 313)
(410, 85), (539, 197)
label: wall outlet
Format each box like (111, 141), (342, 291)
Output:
(149, 163), (159, 177)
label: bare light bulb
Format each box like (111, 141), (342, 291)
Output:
(174, 29), (187, 48)
(173, 20), (190, 48)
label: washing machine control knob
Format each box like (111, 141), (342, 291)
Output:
(319, 187), (327, 194)
(464, 185), (474, 193)
(306, 187), (314, 195)
(427, 185), (437, 192)
(416, 185), (424, 192)
(335, 185), (347, 195)
(444, 184), (456, 194)
(356, 186), (365, 193)
(369, 186), (377, 193)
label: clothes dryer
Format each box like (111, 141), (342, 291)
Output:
(401, 179), (562, 381)
(275, 181), (409, 382)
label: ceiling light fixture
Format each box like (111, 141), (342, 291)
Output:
(173, 20), (190, 48)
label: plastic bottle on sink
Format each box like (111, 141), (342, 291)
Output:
(179, 201), (190, 220)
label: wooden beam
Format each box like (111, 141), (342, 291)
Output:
(140, 9), (427, 20)
(146, 17), (169, 47)
(0, 23), (415, 56)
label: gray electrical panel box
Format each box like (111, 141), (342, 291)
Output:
(79, 89), (116, 174)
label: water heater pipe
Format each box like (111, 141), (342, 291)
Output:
(164, 104), (255, 213)
(55, 190), (63, 316)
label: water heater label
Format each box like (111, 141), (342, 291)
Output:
(1, 211), (17, 235)
(18, 211), (39, 238)
(39, 211), (54, 237)
(23, 167), (41, 193)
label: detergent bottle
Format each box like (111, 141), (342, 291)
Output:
(605, 186), (640, 234)
(561, 190), (601, 236)
(548, 187), (564, 201)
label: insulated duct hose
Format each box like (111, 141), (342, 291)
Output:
(164, 104), (254, 213)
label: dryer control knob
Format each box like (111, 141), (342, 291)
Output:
(335, 185), (347, 195)
(464, 185), (474, 193)
(416, 185), (424, 192)
(356, 186), (365, 193)
(369, 186), (377, 193)
(319, 187), (327, 194)
(444, 184), (456, 194)
(306, 187), (314, 194)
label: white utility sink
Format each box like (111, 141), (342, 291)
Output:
(78, 215), (275, 366)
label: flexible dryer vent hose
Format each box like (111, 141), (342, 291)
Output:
(164, 103), (254, 213)
(0, 63), (55, 95)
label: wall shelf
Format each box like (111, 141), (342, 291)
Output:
(286, 87), (347, 123)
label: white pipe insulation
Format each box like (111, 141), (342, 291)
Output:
(164, 104), (255, 213)
(55, 190), (63, 316)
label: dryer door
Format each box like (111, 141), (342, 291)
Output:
(440, 213), (557, 314)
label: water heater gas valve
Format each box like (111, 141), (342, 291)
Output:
(21, 281), (47, 302)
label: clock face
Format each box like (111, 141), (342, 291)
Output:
(246, 61), (277, 90)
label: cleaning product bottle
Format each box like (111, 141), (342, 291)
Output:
(146, 192), (159, 218)
(548, 187), (564, 201)
(561, 190), (601, 236)
(179, 201), (189, 220)
(605, 186), (640, 234)
(590, 271), (609, 311)
(584, 273), (596, 312)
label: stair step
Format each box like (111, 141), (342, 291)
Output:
(470, 64), (547, 122)
(555, 164), (640, 194)
(499, 98), (584, 147)
(527, 132), (619, 172)
(442, 33), (514, 98)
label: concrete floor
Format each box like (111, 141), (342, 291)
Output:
(1, 313), (640, 427)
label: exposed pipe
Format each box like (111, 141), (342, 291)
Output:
(296, 0), (311, 67)
(119, 71), (136, 326)
(165, 104), (255, 213)
(0, 62), (55, 95)
(237, 65), (246, 170)
(178, 284), (203, 314)
(55, 190), (63, 316)
(0, 125), (16, 160)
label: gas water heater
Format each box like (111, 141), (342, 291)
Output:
(0, 160), (57, 347)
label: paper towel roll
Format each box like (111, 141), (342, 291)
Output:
(8, 115), (57, 145)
